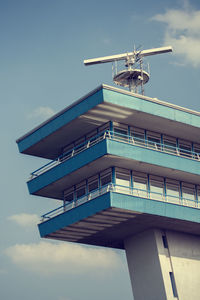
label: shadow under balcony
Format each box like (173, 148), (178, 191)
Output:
(38, 183), (200, 249)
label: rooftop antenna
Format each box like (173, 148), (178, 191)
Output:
(84, 46), (172, 95)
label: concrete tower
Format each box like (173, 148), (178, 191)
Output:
(17, 84), (200, 300)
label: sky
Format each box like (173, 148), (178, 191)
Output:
(1, 0), (200, 299)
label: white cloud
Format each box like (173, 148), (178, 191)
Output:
(27, 106), (55, 120)
(5, 241), (122, 276)
(8, 213), (40, 227)
(152, 2), (200, 67)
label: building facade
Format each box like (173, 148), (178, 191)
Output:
(17, 84), (200, 300)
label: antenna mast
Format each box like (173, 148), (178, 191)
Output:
(84, 46), (172, 95)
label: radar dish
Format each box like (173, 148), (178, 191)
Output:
(84, 46), (172, 95)
(113, 69), (150, 92)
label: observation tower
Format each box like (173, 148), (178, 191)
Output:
(17, 46), (200, 300)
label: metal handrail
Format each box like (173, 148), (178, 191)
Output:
(30, 130), (200, 180)
(29, 130), (108, 179)
(40, 183), (199, 223)
(41, 184), (113, 221)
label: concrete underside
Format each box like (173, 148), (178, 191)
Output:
(17, 85), (200, 159)
(40, 191), (200, 249)
(125, 229), (200, 300)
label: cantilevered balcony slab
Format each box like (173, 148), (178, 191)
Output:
(38, 191), (200, 249)
(17, 85), (200, 159)
(28, 138), (200, 200)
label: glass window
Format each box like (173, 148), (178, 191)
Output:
(74, 137), (86, 154)
(133, 173), (148, 198)
(116, 168), (130, 187)
(76, 187), (86, 199)
(193, 144), (200, 160)
(182, 183), (196, 207)
(74, 137), (85, 146)
(114, 127), (128, 135)
(169, 272), (178, 298)
(147, 131), (161, 150)
(149, 176), (164, 201)
(64, 188), (74, 202)
(101, 174), (112, 186)
(88, 175), (99, 192)
(100, 169), (112, 187)
(163, 136), (177, 154)
(179, 140), (192, 158)
(166, 180), (180, 204)
(113, 124), (128, 142)
(97, 123), (111, 140)
(86, 130), (98, 145)
(115, 168), (130, 194)
(60, 143), (74, 161)
(76, 186), (86, 199)
(197, 187), (200, 206)
(63, 143), (74, 154)
(130, 127), (145, 146)
(76, 181), (86, 199)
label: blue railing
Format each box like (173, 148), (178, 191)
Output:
(30, 130), (200, 179)
(40, 183), (200, 223)
(41, 184), (112, 221)
(30, 130), (107, 179)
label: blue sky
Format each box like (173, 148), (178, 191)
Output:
(1, 0), (200, 299)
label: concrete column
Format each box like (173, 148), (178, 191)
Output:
(124, 229), (200, 300)
(124, 229), (172, 300)
(166, 231), (200, 300)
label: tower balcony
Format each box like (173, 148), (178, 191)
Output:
(27, 129), (200, 200)
(38, 181), (200, 249)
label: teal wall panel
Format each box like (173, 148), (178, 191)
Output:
(103, 89), (200, 128)
(39, 192), (111, 237)
(107, 139), (200, 176)
(18, 87), (200, 154)
(28, 139), (107, 194)
(39, 192), (200, 239)
(110, 192), (200, 224)
(28, 138), (200, 196)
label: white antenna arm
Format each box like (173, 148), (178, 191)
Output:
(140, 46), (173, 58)
(84, 52), (132, 66)
(84, 46), (172, 66)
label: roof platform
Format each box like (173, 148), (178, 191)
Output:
(16, 84), (200, 160)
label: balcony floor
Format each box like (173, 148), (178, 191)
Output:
(39, 192), (200, 249)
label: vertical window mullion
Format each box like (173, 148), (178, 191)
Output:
(161, 133), (163, 151)
(176, 138), (179, 155)
(74, 185), (76, 206)
(180, 182), (182, 205)
(144, 129), (147, 146)
(147, 174), (150, 198)
(164, 178), (167, 201)
(130, 170), (133, 192)
(195, 185), (198, 206)
(112, 167), (115, 185)
(110, 121), (113, 132)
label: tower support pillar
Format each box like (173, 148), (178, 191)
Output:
(124, 229), (200, 300)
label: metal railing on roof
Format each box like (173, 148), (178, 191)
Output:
(30, 130), (200, 180)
